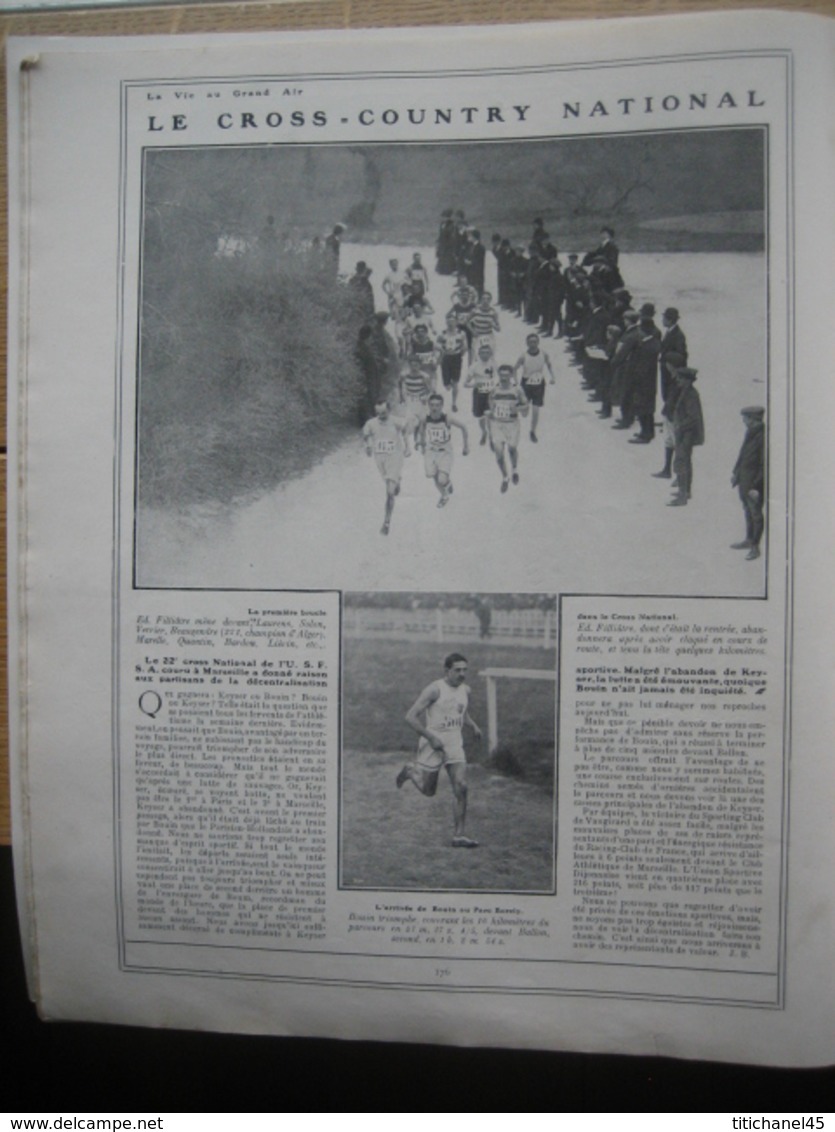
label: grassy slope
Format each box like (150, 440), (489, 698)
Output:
(340, 751), (556, 893)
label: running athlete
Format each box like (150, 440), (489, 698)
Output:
(487, 364), (529, 492)
(448, 274), (479, 358)
(463, 341), (497, 447)
(404, 252), (430, 300)
(362, 399), (411, 536)
(514, 332), (555, 442)
(382, 258), (406, 344)
(408, 322), (441, 392)
(382, 257), (404, 307)
(402, 282), (436, 319)
(418, 393), (469, 508)
(436, 312), (468, 412)
(466, 290), (501, 361)
(400, 356), (432, 444)
(402, 303), (436, 358)
(397, 652), (483, 848)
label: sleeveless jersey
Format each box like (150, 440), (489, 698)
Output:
(423, 413), (453, 451)
(363, 416), (405, 455)
(451, 295), (477, 326)
(438, 329), (467, 357)
(468, 362), (496, 394)
(451, 284), (478, 308)
(402, 370), (429, 399)
(383, 270), (404, 298)
(468, 307), (498, 338)
(520, 350), (548, 384)
(423, 679), (469, 757)
(405, 266), (428, 298)
(490, 386), (525, 421)
(411, 338), (437, 363)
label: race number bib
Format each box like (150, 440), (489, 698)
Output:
(426, 424), (449, 446)
(375, 439), (396, 454)
(493, 401), (514, 420)
(438, 710), (462, 731)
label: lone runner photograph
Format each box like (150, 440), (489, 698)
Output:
(339, 592), (557, 893)
(397, 652), (483, 850)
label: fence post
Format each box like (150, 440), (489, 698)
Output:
(485, 674), (498, 752)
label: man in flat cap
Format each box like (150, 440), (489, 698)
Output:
(731, 406), (766, 559)
(668, 366), (704, 506)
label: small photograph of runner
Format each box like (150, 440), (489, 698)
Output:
(339, 592), (557, 893)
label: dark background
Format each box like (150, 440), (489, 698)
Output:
(144, 129), (766, 253)
(4, 849), (832, 1112)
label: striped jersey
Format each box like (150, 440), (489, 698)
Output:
(468, 306), (499, 337)
(402, 369), (429, 398)
(489, 385), (527, 421)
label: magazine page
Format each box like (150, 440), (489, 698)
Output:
(7, 11), (835, 1065)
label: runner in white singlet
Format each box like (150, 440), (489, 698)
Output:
(399, 357), (431, 445)
(514, 332), (555, 442)
(362, 400), (411, 535)
(397, 652), (483, 848)
(487, 364), (529, 493)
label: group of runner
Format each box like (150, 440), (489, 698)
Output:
(361, 216), (630, 534)
(362, 253), (561, 534)
(361, 214), (762, 555)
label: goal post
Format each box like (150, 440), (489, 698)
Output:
(479, 667), (557, 753)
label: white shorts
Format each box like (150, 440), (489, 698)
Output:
(489, 417), (521, 449)
(416, 737), (466, 769)
(403, 395), (428, 424)
(374, 450), (404, 482)
(423, 448), (453, 479)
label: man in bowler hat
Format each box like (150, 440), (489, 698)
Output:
(668, 366), (704, 505)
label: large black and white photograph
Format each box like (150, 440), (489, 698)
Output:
(14, 7), (835, 1070)
(133, 128), (767, 597)
(339, 592), (557, 893)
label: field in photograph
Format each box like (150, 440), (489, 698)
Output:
(340, 637), (556, 892)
